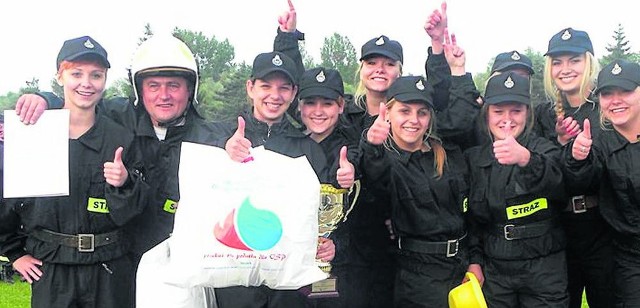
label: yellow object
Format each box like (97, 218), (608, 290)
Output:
(448, 272), (487, 308)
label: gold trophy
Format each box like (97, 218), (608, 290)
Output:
(309, 182), (360, 298)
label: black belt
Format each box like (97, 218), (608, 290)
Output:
(564, 195), (598, 213)
(397, 234), (466, 257)
(496, 220), (555, 241)
(31, 229), (122, 253)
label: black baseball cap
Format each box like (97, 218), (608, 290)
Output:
(251, 51), (298, 84)
(545, 28), (594, 56)
(484, 72), (530, 105)
(491, 51), (534, 75)
(56, 36), (110, 70)
(594, 59), (640, 95)
(360, 35), (403, 64)
(298, 67), (345, 100)
(387, 76), (433, 108)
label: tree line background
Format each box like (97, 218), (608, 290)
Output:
(1, 23), (637, 122)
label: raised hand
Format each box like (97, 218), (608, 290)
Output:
(278, 0), (297, 32)
(15, 94), (48, 125)
(572, 119), (592, 161)
(336, 146), (355, 189)
(12, 254), (43, 284)
(443, 28), (465, 75)
(493, 121), (530, 166)
(424, 1), (448, 44)
(555, 115), (581, 145)
(366, 103), (390, 145)
(104, 147), (129, 187)
(225, 116), (253, 162)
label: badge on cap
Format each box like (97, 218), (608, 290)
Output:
(510, 52), (521, 60)
(315, 70), (326, 83)
(415, 79), (425, 91)
(611, 63), (622, 75)
(561, 30), (572, 41)
(504, 76), (515, 89)
(375, 37), (385, 46)
(272, 54), (283, 66)
(84, 39), (95, 49)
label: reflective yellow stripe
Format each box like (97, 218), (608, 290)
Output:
(506, 198), (548, 219)
(463, 197), (469, 213)
(87, 197), (109, 213)
(320, 184), (348, 194)
(163, 199), (178, 214)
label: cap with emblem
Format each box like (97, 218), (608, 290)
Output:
(56, 36), (110, 70)
(594, 59), (640, 95)
(387, 76), (433, 108)
(251, 51), (298, 84)
(360, 35), (403, 64)
(545, 27), (594, 56)
(298, 67), (344, 100)
(491, 51), (534, 75)
(484, 72), (530, 105)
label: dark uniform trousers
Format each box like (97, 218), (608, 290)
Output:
(484, 250), (569, 308)
(31, 254), (134, 308)
(215, 285), (308, 308)
(613, 237), (640, 307)
(562, 210), (615, 308)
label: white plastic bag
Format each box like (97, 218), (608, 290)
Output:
(163, 143), (325, 290)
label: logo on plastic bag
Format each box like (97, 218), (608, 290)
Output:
(214, 197), (283, 251)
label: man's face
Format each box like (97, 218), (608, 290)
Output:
(0, 122), (4, 142)
(141, 76), (191, 126)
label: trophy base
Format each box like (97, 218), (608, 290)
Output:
(308, 276), (339, 298)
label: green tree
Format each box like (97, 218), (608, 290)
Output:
(600, 23), (635, 66)
(320, 33), (359, 88)
(173, 28), (236, 81)
(197, 63), (252, 122)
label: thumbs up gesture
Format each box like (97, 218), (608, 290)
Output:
(493, 121), (530, 166)
(225, 116), (253, 162)
(366, 103), (390, 145)
(104, 147), (129, 187)
(336, 146), (355, 189)
(571, 119), (592, 161)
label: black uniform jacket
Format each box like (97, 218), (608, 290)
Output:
(360, 138), (468, 242)
(0, 112), (146, 264)
(564, 128), (640, 237)
(465, 134), (566, 264)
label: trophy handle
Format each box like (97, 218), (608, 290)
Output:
(342, 180), (361, 222)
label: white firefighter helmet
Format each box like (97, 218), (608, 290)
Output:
(129, 35), (199, 107)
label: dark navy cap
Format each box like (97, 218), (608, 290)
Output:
(484, 72), (530, 105)
(56, 36), (110, 70)
(387, 76), (433, 108)
(298, 67), (344, 100)
(491, 51), (534, 75)
(360, 35), (403, 64)
(251, 51), (298, 84)
(545, 28), (594, 56)
(595, 59), (640, 95)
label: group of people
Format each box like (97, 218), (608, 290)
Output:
(1, 1), (639, 308)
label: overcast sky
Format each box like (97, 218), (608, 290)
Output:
(1, 0), (638, 95)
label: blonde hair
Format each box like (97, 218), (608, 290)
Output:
(383, 98), (446, 178)
(543, 52), (599, 115)
(353, 59), (403, 110)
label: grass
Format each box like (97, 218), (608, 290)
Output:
(0, 276), (30, 308)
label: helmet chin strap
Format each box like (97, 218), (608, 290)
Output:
(157, 108), (188, 128)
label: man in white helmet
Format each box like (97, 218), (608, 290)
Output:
(16, 35), (222, 306)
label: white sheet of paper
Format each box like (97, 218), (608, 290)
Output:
(3, 109), (70, 198)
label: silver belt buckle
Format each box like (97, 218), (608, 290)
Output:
(504, 224), (516, 240)
(571, 195), (587, 214)
(446, 239), (459, 257)
(77, 234), (95, 252)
